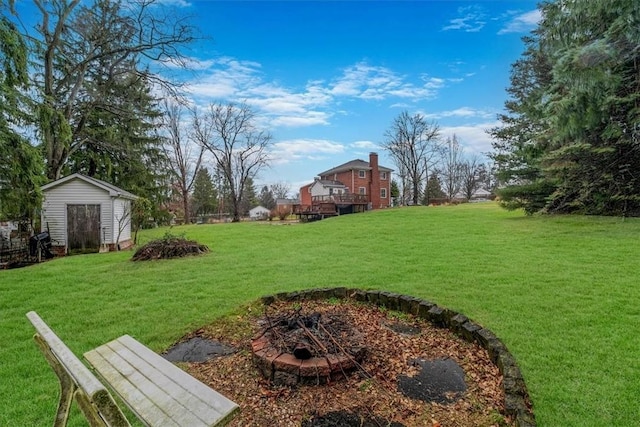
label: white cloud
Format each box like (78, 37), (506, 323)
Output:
(186, 57), (446, 131)
(440, 121), (501, 156)
(331, 62), (441, 101)
(186, 57), (263, 98)
(270, 139), (345, 164)
(157, 0), (192, 6)
(442, 6), (487, 32)
(426, 107), (496, 120)
(498, 9), (541, 35)
(352, 140), (378, 149)
(268, 112), (332, 127)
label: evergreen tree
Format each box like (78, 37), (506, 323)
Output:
(239, 177), (258, 216)
(423, 172), (445, 205)
(389, 179), (400, 206)
(191, 168), (217, 217)
(540, 0), (640, 215)
(67, 69), (170, 207)
(0, 9), (43, 221)
(489, 33), (555, 214)
(29, 0), (195, 180)
(259, 185), (276, 210)
(491, 0), (640, 216)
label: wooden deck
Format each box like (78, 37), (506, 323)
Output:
(293, 194), (369, 220)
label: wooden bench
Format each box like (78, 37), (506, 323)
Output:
(27, 311), (239, 427)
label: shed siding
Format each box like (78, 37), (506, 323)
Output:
(112, 198), (132, 244)
(41, 179), (112, 247)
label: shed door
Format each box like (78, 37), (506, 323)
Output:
(67, 204), (101, 253)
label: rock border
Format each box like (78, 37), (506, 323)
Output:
(261, 287), (535, 427)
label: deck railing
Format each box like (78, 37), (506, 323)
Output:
(311, 193), (369, 204)
(293, 193), (369, 216)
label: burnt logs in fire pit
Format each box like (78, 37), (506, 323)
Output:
(252, 308), (366, 386)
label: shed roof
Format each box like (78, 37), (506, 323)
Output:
(318, 159), (393, 176)
(41, 173), (138, 200)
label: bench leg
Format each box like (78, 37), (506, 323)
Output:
(34, 334), (75, 427)
(74, 390), (114, 427)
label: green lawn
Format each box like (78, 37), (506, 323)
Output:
(2, 203), (639, 426)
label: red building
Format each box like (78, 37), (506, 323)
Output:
(296, 153), (393, 218)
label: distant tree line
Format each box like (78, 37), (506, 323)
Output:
(382, 112), (495, 206)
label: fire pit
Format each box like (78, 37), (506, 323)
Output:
(251, 307), (366, 385)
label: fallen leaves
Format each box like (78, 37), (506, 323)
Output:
(185, 299), (513, 427)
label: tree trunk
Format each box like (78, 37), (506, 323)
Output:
(412, 179), (420, 205)
(182, 186), (190, 224)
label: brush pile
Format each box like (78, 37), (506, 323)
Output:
(132, 233), (209, 261)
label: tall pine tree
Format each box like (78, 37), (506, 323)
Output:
(0, 8), (43, 222)
(491, 0), (640, 216)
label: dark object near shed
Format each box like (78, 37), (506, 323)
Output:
(29, 232), (54, 259)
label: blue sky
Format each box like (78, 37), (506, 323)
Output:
(175, 0), (541, 191)
(16, 0), (541, 193)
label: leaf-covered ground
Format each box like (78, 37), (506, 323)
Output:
(182, 299), (511, 427)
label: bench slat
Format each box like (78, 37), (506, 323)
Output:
(108, 338), (232, 424)
(117, 335), (239, 420)
(85, 335), (238, 427)
(26, 311), (106, 400)
(84, 346), (182, 427)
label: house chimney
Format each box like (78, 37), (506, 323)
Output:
(369, 152), (380, 209)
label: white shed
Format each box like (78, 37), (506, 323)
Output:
(41, 174), (137, 254)
(249, 205), (270, 220)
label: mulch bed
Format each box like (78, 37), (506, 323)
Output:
(181, 299), (511, 427)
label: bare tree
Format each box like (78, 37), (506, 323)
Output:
(114, 203), (131, 251)
(382, 111), (441, 205)
(441, 134), (464, 201)
(270, 182), (290, 199)
(31, 0), (197, 180)
(161, 98), (203, 224)
(460, 155), (483, 201)
(192, 102), (272, 222)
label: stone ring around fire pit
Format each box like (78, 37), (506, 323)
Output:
(255, 287), (536, 427)
(252, 309), (367, 386)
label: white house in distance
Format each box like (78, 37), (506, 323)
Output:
(249, 205), (270, 220)
(41, 173), (137, 254)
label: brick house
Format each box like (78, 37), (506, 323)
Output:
(296, 153), (392, 218)
(315, 152), (392, 209)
